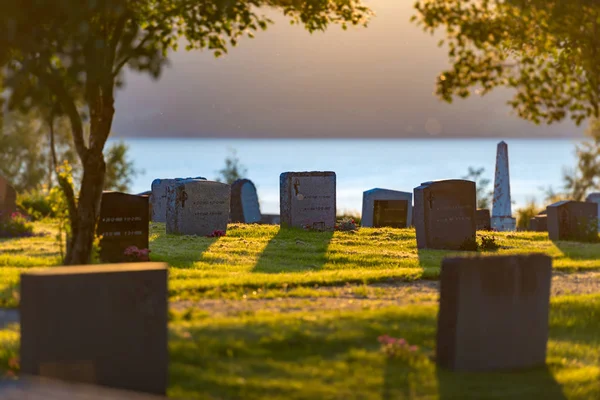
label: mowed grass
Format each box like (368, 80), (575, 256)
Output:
(2, 221), (600, 305)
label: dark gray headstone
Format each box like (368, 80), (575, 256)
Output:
(97, 192), (149, 263)
(547, 200), (598, 242)
(361, 188), (412, 227)
(437, 254), (552, 371)
(280, 172), (336, 230)
(413, 180), (476, 250)
(260, 214), (281, 225)
(373, 200), (409, 228)
(166, 180), (230, 236)
(529, 215), (548, 232)
(475, 209), (491, 231)
(230, 179), (262, 223)
(0, 176), (17, 221)
(20, 263), (168, 395)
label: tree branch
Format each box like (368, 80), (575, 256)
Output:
(112, 33), (152, 77)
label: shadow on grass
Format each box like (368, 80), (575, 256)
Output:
(149, 224), (219, 268)
(251, 228), (333, 274)
(550, 239), (600, 261)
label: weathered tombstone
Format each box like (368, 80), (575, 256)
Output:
(475, 209), (491, 231)
(437, 254), (552, 371)
(150, 177), (206, 222)
(413, 180), (477, 250)
(166, 180), (230, 236)
(260, 214), (281, 225)
(97, 192), (149, 263)
(230, 179), (262, 223)
(547, 200), (598, 242)
(20, 263), (168, 395)
(0, 176), (17, 221)
(585, 192), (600, 232)
(361, 188), (412, 228)
(491, 141), (516, 231)
(280, 171), (336, 230)
(529, 215), (548, 232)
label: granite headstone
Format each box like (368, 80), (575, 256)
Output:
(166, 180), (230, 236)
(475, 209), (491, 231)
(529, 215), (548, 232)
(150, 177), (206, 222)
(547, 200), (598, 242)
(97, 192), (149, 263)
(230, 179), (262, 224)
(361, 188), (412, 228)
(437, 254), (552, 371)
(20, 263), (168, 395)
(0, 176), (17, 221)
(280, 171), (336, 230)
(413, 180), (476, 250)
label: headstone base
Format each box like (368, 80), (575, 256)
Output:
(491, 216), (516, 231)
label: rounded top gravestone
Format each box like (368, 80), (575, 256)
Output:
(230, 179), (262, 224)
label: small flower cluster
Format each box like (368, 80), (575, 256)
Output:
(0, 211), (35, 238)
(378, 335), (419, 359)
(207, 230), (226, 238)
(123, 246), (151, 262)
(4, 356), (19, 378)
(335, 217), (358, 232)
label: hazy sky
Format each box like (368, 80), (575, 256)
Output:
(112, 0), (582, 139)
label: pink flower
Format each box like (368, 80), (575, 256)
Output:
(409, 345), (418, 352)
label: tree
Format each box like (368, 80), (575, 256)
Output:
(412, 0), (600, 126)
(103, 141), (141, 192)
(215, 148), (248, 184)
(462, 166), (492, 209)
(0, 0), (372, 264)
(562, 118), (600, 200)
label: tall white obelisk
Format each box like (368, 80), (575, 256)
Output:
(491, 141), (516, 231)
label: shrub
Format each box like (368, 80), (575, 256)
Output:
(0, 211), (35, 238)
(17, 189), (54, 221)
(479, 235), (500, 251)
(516, 199), (543, 231)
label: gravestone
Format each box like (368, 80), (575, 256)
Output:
(437, 254), (552, 371)
(166, 180), (230, 236)
(0, 176), (17, 221)
(361, 188), (412, 228)
(230, 179), (262, 223)
(260, 214), (281, 225)
(20, 263), (168, 395)
(413, 180), (476, 250)
(585, 192), (600, 231)
(280, 171), (336, 230)
(547, 200), (598, 242)
(97, 192), (149, 263)
(150, 177), (206, 222)
(491, 141), (516, 231)
(475, 209), (491, 231)
(529, 215), (548, 232)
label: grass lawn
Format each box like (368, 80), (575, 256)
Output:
(0, 221), (599, 398)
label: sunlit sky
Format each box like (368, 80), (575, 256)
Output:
(113, 0), (582, 139)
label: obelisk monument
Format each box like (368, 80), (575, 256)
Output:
(491, 141), (516, 231)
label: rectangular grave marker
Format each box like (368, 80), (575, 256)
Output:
(373, 200), (408, 228)
(97, 192), (149, 263)
(547, 200), (598, 242)
(437, 254), (552, 371)
(20, 263), (168, 395)
(475, 209), (491, 231)
(280, 172), (336, 230)
(361, 188), (412, 228)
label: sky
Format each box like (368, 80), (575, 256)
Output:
(112, 0), (583, 139)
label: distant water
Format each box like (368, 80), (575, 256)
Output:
(116, 138), (579, 214)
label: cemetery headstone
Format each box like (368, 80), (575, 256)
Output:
(260, 214), (281, 225)
(97, 192), (149, 263)
(585, 192), (600, 231)
(0, 176), (17, 221)
(491, 141), (516, 231)
(280, 171), (336, 230)
(437, 254), (552, 371)
(166, 180), (230, 236)
(230, 179), (262, 223)
(150, 177), (206, 222)
(475, 209), (491, 231)
(20, 263), (168, 395)
(547, 200), (598, 242)
(529, 215), (548, 232)
(361, 188), (412, 228)
(413, 180), (476, 250)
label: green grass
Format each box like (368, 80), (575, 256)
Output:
(2, 222), (600, 306)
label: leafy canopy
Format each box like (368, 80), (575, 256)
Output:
(412, 0), (600, 125)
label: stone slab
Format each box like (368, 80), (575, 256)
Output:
(166, 180), (230, 236)
(529, 215), (548, 232)
(475, 209), (491, 231)
(361, 188), (412, 228)
(437, 254), (552, 371)
(230, 179), (262, 223)
(150, 177), (206, 222)
(20, 263), (168, 395)
(413, 180), (476, 250)
(280, 172), (336, 230)
(97, 192), (149, 263)
(547, 200), (598, 242)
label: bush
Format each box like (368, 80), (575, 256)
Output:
(17, 189), (54, 221)
(0, 211), (35, 238)
(516, 199), (543, 231)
